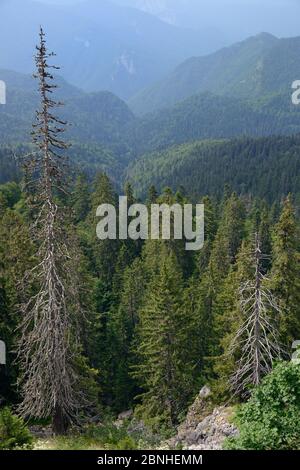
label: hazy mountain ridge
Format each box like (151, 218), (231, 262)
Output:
(110, 0), (300, 40)
(0, 0), (217, 99)
(3, 32), (300, 185)
(0, 68), (134, 146)
(129, 33), (300, 115)
(3, 58), (300, 164)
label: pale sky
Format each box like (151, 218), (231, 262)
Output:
(6, 0), (300, 38)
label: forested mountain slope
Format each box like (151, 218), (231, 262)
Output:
(1, 67), (300, 201)
(0, 69), (135, 157)
(1, 23), (300, 452)
(0, 142), (124, 187)
(129, 33), (300, 115)
(126, 135), (300, 203)
(127, 91), (300, 154)
(3, 68), (300, 164)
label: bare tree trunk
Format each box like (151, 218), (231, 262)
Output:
(53, 405), (69, 436)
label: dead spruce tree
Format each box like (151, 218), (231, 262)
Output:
(17, 28), (88, 434)
(230, 233), (282, 397)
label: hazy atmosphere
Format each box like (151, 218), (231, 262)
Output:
(2, 0), (300, 99)
(0, 0), (300, 459)
(35, 0), (300, 37)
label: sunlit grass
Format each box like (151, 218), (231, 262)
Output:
(34, 436), (105, 450)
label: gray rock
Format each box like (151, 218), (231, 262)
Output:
(199, 385), (211, 399)
(166, 405), (238, 450)
(118, 409), (133, 420)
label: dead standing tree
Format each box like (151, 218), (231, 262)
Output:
(17, 27), (84, 434)
(230, 233), (282, 397)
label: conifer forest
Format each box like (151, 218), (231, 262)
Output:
(0, 0), (300, 457)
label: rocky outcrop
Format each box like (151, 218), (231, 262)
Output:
(118, 409), (133, 421)
(184, 406), (238, 450)
(168, 386), (238, 450)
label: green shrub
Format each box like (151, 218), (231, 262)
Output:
(225, 362), (300, 450)
(114, 436), (137, 450)
(86, 422), (138, 450)
(0, 407), (33, 450)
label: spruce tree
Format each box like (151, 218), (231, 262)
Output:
(107, 258), (146, 410)
(203, 192), (246, 363)
(89, 172), (119, 285)
(133, 249), (195, 428)
(17, 28), (93, 433)
(196, 196), (217, 276)
(258, 207), (272, 274)
(0, 210), (34, 403)
(270, 195), (300, 350)
(147, 185), (158, 205)
(85, 173), (122, 407)
(209, 192), (245, 288)
(71, 172), (90, 223)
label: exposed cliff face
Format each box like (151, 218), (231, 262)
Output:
(167, 387), (238, 450)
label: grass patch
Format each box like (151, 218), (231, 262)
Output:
(33, 417), (165, 450)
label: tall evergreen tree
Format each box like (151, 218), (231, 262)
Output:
(17, 28), (93, 434)
(133, 249), (195, 428)
(209, 192), (245, 289)
(89, 172), (119, 286)
(270, 196), (300, 350)
(106, 258), (146, 410)
(204, 192), (246, 359)
(0, 210), (34, 403)
(147, 185), (158, 205)
(196, 196), (217, 276)
(71, 172), (90, 223)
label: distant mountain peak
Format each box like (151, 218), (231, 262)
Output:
(129, 32), (300, 115)
(255, 32), (278, 40)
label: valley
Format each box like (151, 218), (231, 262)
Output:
(1, 1), (300, 455)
